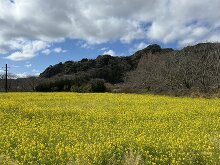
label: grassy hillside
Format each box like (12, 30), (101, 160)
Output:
(1, 93), (220, 164)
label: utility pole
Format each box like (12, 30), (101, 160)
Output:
(6, 64), (8, 92)
(3, 64), (8, 92)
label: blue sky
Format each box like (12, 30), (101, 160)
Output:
(0, 0), (220, 77)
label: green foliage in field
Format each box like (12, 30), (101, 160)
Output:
(0, 93), (220, 164)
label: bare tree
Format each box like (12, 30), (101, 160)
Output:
(125, 43), (220, 94)
(125, 51), (168, 92)
(26, 76), (39, 91)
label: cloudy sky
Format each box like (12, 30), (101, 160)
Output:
(0, 0), (220, 77)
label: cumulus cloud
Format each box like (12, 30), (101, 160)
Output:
(103, 50), (117, 56)
(5, 40), (49, 61)
(42, 47), (67, 55)
(1, 0), (220, 60)
(129, 42), (149, 53)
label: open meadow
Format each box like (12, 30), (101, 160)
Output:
(0, 93), (220, 164)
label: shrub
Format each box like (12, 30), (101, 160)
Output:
(78, 85), (91, 93)
(35, 83), (51, 92)
(63, 85), (70, 91)
(90, 79), (106, 92)
(70, 85), (79, 92)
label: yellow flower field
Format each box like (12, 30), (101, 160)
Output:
(0, 93), (220, 164)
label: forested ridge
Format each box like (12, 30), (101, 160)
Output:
(1, 43), (220, 96)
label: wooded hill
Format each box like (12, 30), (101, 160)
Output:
(39, 44), (172, 83)
(2, 43), (220, 96)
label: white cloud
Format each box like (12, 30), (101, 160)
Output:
(79, 42), (93, 49)
(1, 0), (220, 58)
(32, 69), (39, 73)
(31, 69), (40, 76)
(137, 42), (149, 50)
(0, 69), (4, 74)
(129, 42), (149, 54)
(100, 47), (108, 51)
(16, 70), (40, 78)
(54, 47), (62, 53)
(41, 49), (51, 55)
(25, 64), (32, 68)
(42, 47), (67, 55)
(53, 47), (67, 53)
(33, 73), (40, 76)
(191, 27), (209, 38)
(103, 50), (117, 56)
(0, 38), (26, 54)
(16, 72), (28, 78)
(5, 40), (49, 61)
(0, 48), (9, 54)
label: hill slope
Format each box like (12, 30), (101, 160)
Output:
(39, 44), (173, 84)
(37, 42), (220, 94)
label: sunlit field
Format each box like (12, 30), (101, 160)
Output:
(0, 93), (220, 164)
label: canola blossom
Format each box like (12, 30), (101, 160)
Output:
(0, 93), (220, 164)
